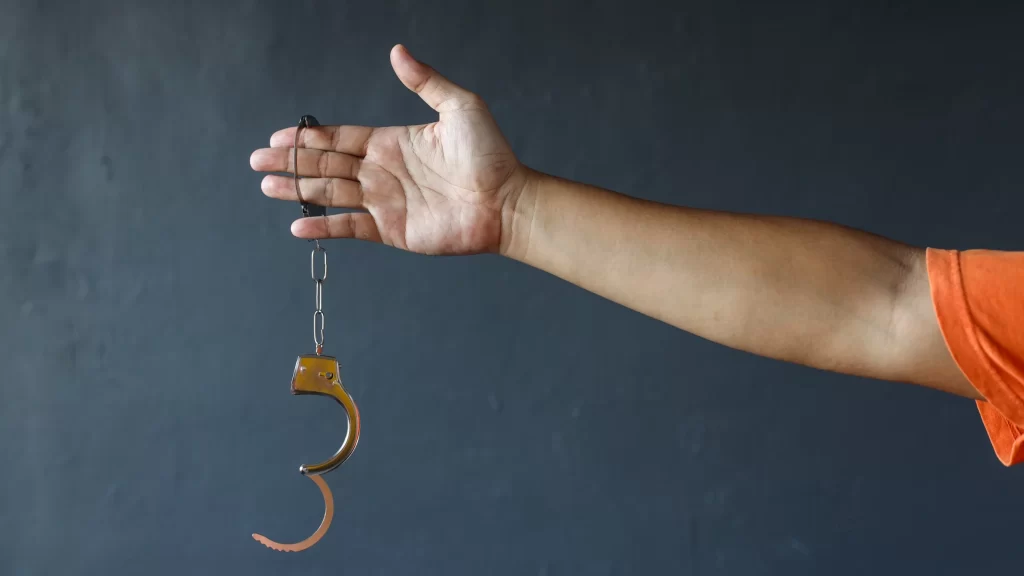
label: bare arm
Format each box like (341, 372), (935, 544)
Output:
(502, 171), (977, 398)
(251, 44), (977, 400)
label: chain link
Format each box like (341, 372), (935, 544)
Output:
(311, 245), (328, 281)
(313, 309), (325, 354)
(312, 246), (327, 354)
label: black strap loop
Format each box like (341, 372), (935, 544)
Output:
(294, 115), (327, 219)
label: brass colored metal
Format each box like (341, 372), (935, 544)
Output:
(251, 474), (334, 552)
(291, 354), (361, 476)
(253, 355), (359, 552)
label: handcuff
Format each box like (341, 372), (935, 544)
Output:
(252, 115), (361, 552)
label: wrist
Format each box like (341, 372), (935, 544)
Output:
(498, 166), (546, 261)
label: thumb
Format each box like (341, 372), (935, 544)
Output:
(390, 44), (479, 112)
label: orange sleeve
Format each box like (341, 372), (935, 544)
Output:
(927, 248), (1024, 466)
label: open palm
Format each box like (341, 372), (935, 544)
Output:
(251, 45), (528, 255)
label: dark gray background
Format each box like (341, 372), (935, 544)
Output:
(2, 0), (1022, 574)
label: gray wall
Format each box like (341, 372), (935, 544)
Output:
(2, 1), (1022, 574)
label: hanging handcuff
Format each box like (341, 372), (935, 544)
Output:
(252, 115), (362, 552)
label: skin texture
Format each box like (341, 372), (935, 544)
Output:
(250, 44), (979, 401)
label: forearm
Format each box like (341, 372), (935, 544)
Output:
(501, 169), (969, 392)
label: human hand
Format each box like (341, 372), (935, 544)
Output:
(250, 44), (530, 256)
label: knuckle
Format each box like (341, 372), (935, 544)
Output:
(323, 179), (336, 205)
(337, 214), (352, 236)
(361, 128), (372, 157)
(330, 126), (342, 152)
(414, 71), (434, 94)
(316, 151), (329, 177)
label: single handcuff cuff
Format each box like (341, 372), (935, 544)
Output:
(252, 115), (361, 552)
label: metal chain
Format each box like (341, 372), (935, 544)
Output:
(295, 115), (330, 355)
(312, 246), (327, 355)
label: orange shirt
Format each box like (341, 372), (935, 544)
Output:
(928, 248), (1024, 466)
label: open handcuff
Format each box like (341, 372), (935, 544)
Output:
(252, 115), (361, 552)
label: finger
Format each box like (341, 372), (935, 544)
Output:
(389, 44), (482, 112)
(291, 213), (382, 243)
(261, 175), (364, 208)
(269, 125), (374, 156)
(249, 148), (361, 179)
